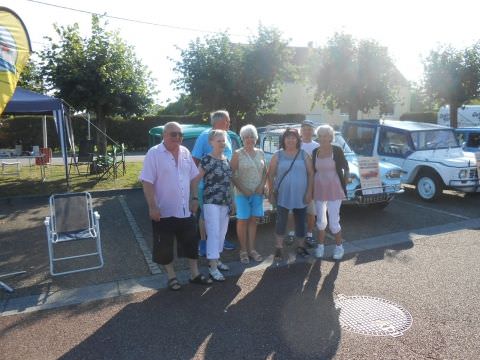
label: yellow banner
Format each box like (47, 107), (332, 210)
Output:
(0, 7), (31, 114)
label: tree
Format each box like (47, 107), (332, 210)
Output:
(40, 15), (155, 153)
(17, 57), (45, 93)
(173, 26), (293, 130)
(311, 33), (402, 121)
(423, 43), (480, 128)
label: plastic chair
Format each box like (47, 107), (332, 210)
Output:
(44, 192), (104, 276)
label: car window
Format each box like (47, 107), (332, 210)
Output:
(343, 125), (375, 156)
(455, 131), (466, 145)
(410, 130), (459, 150)
(262, 134), (280, 154)
(467, 133), (480, 148)
(229, 135), (241, 152)
(181, 138), (196, 151)
(378, 129), (413, 157)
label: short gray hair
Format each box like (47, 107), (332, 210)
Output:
(210, 110), (230, 126)
(239, 124), (258, 141)
(208, 129), (227, 142)
(316, 124), (335, 141)
(163, 121), (181, 133)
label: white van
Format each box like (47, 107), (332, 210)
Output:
(343, 120), (479, 201)
(438, 105), (480, 127)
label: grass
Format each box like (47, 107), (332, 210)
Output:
(0, 162), (143, 198)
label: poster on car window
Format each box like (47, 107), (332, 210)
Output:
(358, 157), (383, 195)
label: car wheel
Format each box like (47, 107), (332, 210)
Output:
(367, 201), (390, 210)
(415, 170), (443, 202)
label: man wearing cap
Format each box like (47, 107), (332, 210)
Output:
(300, 120), (319, 247)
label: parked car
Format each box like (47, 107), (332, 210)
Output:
(453, 127), (480, 153)
(148, 124), (242, 151)
(342, 119), (479, 201)
(148, 124), (274, 223)
(259, 124), (404, 209)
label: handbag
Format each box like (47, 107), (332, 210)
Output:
(269, 150), (300, 206)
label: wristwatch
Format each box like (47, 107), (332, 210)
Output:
(191, 197), (198, 200)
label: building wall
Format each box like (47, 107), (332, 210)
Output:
(273, 82), (411, 129)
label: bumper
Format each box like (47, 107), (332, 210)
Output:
(345, 184), (404, 205)
(448, 179), (479, 193)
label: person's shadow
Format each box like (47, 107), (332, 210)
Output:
(202, 260), (341, 359)
(59, 261), (341, 360)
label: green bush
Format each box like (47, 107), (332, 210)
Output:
(399, 112), (437, 124)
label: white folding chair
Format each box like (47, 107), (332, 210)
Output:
(44, 192), (104, 276)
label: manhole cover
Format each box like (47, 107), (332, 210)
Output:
(334, 295), (412, 337)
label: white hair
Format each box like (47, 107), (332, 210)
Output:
(210, 110), (230, 126)
(316, 124), (335, 141)
(239, 124), (258, 141)
(208, 129), (227, 142)
(163, 121), (181, 133)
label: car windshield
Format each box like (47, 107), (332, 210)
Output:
(410, 130), (459, 150)
(333, 133), (354, 153)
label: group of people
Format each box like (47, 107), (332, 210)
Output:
(140, 110), (349, 291)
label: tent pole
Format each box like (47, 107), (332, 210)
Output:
(42, 115), (47, 148)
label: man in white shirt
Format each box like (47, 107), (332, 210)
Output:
(140, 122), (212, 290)
(301, 120), (319, 247)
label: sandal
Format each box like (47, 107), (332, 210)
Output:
(296, 246), (309, 258)
(189, 274), (213, 285)
(239, 250), (250, 264)
(249, 250), (263, 262)
(167, 277), (181, 291)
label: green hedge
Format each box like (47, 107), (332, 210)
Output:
(0, 113), (305, 151)
(399, 112), (437, 124)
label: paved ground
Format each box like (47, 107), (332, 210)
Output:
(1, 227), (479, 359)
(0, 187), (479, 359)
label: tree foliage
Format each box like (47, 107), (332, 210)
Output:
(423, 43), (480, 127)
(17, 57), (45, 93)
(311, 33), (402, 121)
(39, 15), (155, 153)
(173, 26), (293, 130)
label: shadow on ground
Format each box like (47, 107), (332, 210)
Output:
(57, 261), (341, 360)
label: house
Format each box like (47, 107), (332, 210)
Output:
(273, 47), (412, 128)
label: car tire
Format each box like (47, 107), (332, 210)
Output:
(415, 170), (443, 202)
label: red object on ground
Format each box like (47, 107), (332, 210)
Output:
(36, 147), (52, 165)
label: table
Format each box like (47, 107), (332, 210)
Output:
(0, 155), (47, 181)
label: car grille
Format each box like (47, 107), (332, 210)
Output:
(469, 169), (478, 179)
(356, 193), (392, 204)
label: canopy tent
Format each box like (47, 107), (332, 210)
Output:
(3, 87), (72, 186)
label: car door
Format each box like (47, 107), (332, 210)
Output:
(377, 127), (413, 182)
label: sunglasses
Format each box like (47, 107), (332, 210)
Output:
(167, 131), (183, 138)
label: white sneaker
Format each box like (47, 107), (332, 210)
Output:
(333, 246), (344, 260)
(315, 244), (325, 259)
(209, 267), (225, 281)
(217, 261), (230, 271)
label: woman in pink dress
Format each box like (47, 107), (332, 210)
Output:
(312, 125), (349, 260)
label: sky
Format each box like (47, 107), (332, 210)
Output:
(4, 0), (480, 105)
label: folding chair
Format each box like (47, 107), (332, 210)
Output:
(69, 140), (95, 175)
(44, 192), (104, 276)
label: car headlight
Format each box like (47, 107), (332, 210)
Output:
(385, 169), (402, 179)
(346, 173), (358, 184)
(458, 169), (468, 179)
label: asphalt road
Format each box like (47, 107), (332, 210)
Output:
(1, 228), (479, 360)
(1, 186), (479, 359)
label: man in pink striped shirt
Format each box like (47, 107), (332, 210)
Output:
(140, 122), (212, 290)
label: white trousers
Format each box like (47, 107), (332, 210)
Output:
(315, 200), (342, 234)
(204, 204), (229, 260)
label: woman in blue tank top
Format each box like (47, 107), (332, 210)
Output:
(267, 128), (314, 260)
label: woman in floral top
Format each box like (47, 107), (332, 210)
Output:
(197, 129), (234, 281)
